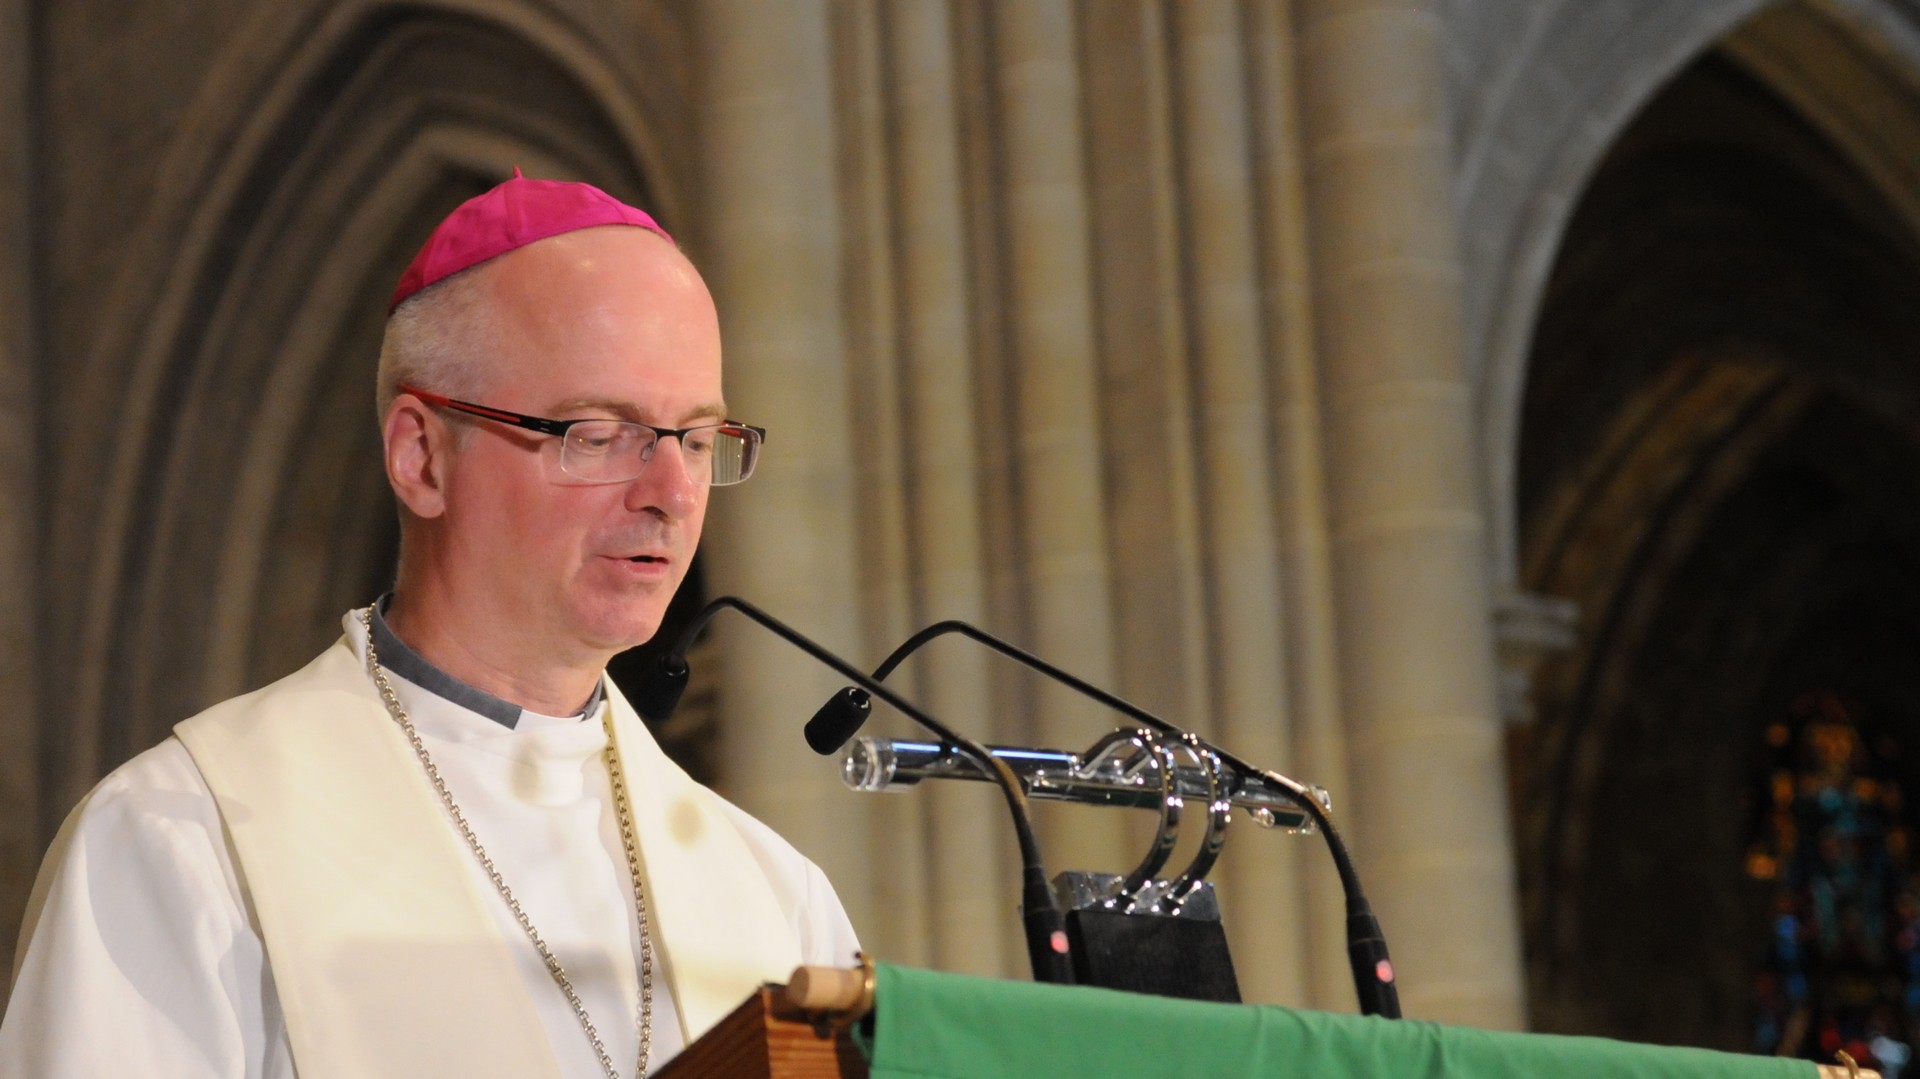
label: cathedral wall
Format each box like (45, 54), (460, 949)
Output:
(0, 0), (39, 995)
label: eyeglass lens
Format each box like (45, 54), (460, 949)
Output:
(558, 421), (757, 486)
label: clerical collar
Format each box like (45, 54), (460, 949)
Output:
(368, 594), (605, 730)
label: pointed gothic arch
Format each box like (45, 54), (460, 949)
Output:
(1511, 11), (1920, 1049)
(43, 0), (693, 824)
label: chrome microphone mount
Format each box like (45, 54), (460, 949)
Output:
(841, 728), (1331, 915)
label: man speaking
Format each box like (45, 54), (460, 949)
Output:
(0, 174), (859, 1077)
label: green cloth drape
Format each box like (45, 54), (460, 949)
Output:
(865, 963), (1815, 1078)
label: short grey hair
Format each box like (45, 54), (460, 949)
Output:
(374, 266), (500, 431)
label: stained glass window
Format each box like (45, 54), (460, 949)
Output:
(1748, 692), (1915, 1076)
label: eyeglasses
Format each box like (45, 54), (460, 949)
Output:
(399, 383), (765, 486)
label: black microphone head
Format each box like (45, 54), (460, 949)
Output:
(805, 687), (871, 755)
(631, 652), (690, 722)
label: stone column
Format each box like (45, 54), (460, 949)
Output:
(834, 0), (930, 969)
(692, 0), (875, 926)
(885, 0), (1013, 977)
(1248, 0), (1356, 1012)
(1075, 0), (1211, 730)
(1167, 0), (1306, 1006)
(0, 0), (37, 1011)
(1294, 1), (1526, 1027)
(990, 1), (1129, 872)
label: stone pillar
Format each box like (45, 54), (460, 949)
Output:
(1167, 0), (1306, 1006)
(989, 1), (1129, 872)
(0, 0), (37, 1011)
(885, 0), (1013, 977)
(834, 0), (930, 969)
(1294, 1), (1526, 1027)
(692, 0), (875, 927)
(1248, 0), (1357, 1013)
(1075, 0), (1211, 731)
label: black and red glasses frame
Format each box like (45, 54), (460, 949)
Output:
(398, 382), (766, 486)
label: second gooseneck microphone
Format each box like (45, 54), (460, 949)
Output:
(632, 597), (1075, 986)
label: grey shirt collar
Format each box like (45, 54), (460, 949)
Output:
(369, 594), (605, 730)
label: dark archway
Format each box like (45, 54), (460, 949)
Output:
(1515, 52), (1920, 1049)
(43, 5), (708, 826)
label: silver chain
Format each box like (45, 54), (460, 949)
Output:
(359, 609), (655, 1078)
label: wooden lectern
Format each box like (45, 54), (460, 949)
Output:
(654, 965), (874, 1079)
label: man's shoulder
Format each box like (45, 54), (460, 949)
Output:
(82, 736), (215, 817)
(60, 637), (363, 832)
(698, 788), (862, 963)
(600, 683), (819, 872)
(705, 793), (809, 861)
(38, 737), (232, 932)
(175, 635), (367, 739)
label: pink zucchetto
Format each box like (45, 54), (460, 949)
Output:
(388, 168), (672, 312)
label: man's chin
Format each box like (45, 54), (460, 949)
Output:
(573, 609), (668, 658)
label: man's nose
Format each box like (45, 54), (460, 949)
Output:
(625, 435), (701, 517)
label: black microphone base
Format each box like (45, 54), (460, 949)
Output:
(1063, 907), (1242, 1003)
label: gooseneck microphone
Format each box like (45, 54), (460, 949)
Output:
(632, 598), (1075, 986)
(806, 619), (1401, 1019)
(807, 687), (871, 755)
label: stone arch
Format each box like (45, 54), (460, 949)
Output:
(1468, 0), (1920, 586)
(1511, 36), (1920, 1048)
(1718, 2), (1920, 242)
(1455, 0), (1773, 583)
(47, 1), (689, 815)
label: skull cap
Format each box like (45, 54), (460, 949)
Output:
(388, 168), (671, 312)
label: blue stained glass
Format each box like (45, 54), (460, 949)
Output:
(1749, 693), (1918, 1070)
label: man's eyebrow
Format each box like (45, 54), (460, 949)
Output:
(553, 397), (730, 423)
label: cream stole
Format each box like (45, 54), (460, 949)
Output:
(176, 636), (801, 1078)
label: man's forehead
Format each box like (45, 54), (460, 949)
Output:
(479, 234), (720, 361)
(550, 393), (729, 423)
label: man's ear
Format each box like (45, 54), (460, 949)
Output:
(384, 394), (450, 519)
